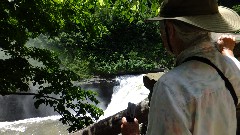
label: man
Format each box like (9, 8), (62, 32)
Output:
(121, 0), (240, 135)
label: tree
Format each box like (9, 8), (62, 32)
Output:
(0, 0), (103, 132)
(34, 0), (174, 78)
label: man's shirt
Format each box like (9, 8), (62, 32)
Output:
(147, 42), (240, 135)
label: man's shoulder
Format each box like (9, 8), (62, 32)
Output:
(158, 63), (194, 83)
(154, 67), (198, 107)
(155, 61), (216, 96)
(155, 65), (190, 91)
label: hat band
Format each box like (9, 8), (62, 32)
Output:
(160, 8), (219, 17)
(159, 1), (219, 17)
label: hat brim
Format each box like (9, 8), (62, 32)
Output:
(147, 6), (240, 33)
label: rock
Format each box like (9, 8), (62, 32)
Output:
(73, 99), (149, 135)
(143, 72), (164, 106)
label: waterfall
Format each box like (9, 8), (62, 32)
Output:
(0, 74), (149, 134)
(100, 74), (149, 120)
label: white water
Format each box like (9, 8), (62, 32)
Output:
(100, 74), (149, 120)
(0, 116), (61, 132)
(0, 75), (149, 134)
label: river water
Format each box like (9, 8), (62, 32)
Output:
(0, 74), (149, 135)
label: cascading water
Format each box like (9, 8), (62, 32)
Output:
(0, 74), (149, 134)
(100, 74), (149, 120)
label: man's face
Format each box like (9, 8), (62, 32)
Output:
(159, 20), (184, 56)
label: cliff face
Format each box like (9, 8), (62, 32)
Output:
(76, 72), (240, 135)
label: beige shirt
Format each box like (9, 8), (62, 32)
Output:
(147, 42), (240, 135)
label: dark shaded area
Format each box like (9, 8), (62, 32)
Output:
(218, 0), (240, 8)
(234, 43), (240, 58)
(81, 80), (116, 110)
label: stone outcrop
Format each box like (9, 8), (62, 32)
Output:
(73, 99), (149, 135)
(143, 72), (165, 106)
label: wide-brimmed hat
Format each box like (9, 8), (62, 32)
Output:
(147, 0), (240, 33)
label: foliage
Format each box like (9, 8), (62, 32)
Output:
(233, 4), (240, 15)
(0, 0), (103, 133)
(36, 0), (174, 77)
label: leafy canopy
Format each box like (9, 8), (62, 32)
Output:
(1, 0), (103, 132)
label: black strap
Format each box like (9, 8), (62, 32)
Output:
(183, 56), (238, 107)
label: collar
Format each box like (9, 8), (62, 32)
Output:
(176, 41), (217, 66)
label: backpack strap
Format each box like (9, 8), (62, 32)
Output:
(183, 56), (238, 107)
